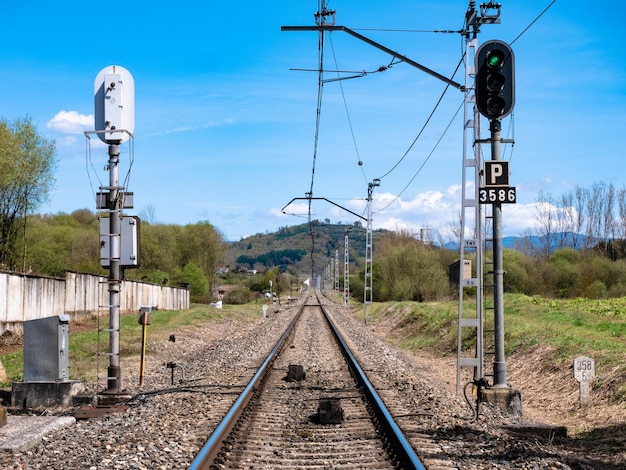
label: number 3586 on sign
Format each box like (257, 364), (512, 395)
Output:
(479, 187), (516, 204)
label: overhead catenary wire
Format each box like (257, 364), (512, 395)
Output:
(328, 34), (369, 185)
(305, 0), (335, 279)
(510, 0), (557, 46)
(375, 98), (464, 214)
(294, 1), (557, 248)
(499, 0), (557, 164)
(503, 1), (557, 162)
(376, 53), (465, 182)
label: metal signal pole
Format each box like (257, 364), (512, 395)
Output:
(105, 142), (122, 393)
(92, 65), (135, 395)
(490, 119), (507, 387)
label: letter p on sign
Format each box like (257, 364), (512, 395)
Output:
(484, 161), (509, 187)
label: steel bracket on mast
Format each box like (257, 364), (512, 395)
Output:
(281, 24), (465, 91)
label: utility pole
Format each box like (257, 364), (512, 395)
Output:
(334, 249), (339, 291)
(457, 0), (487, 395)
(105, 142), (122, 394)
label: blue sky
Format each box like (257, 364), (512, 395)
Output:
(1, 1), (624, 241)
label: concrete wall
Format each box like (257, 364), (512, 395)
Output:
(0, 271), (189, 335)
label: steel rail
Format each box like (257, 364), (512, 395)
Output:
(318, 294), (426, 470)
(190, 292), (425, 469)
(188, 301), (305, 470)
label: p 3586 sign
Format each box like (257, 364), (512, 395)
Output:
(479, 187), (516, 204)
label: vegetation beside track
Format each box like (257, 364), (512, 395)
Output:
(345, 293), (626, 403)
(0, 302), (267, 386)
(2, 293), (625, 412)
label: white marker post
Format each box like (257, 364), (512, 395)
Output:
(573, 356), (595, 406)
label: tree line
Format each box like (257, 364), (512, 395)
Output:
(0, 117), (55, 269)
(0, 116), (226, 302)
(2, 115), (625, 303)
(346, 229), (626, 302)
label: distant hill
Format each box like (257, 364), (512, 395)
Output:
(227, 224), (601, 276)
(446, 232), (599, 251)
(226, 220), (389, 275)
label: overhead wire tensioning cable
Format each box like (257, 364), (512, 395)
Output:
(376, 54), (465, 181)
(328, 34), (368, 185)
(375, 98), (465, 214)
(510, 0), (557, 46)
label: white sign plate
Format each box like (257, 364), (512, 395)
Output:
(573, 356), (595, 383)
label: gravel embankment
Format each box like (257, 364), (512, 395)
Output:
(0, 294), (620, 469)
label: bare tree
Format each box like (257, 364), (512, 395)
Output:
(514, 228), (539, 257)
(584, 181), (616, 253)
(572, 185), (587, 249)
(556, 190), (577, 249)
(585, 183), (604, 249)
(602, 182), (616, 248)
(138, 204), (158, 225)
(439, 211), (463, 250)
(535, 192), (555, 258)
(616, 187), (626, 240)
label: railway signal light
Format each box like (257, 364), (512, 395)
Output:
(475, 40), (515, 120)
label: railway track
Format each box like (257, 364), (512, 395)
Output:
(1, 290), (601, 469)
(189, 292), (426, 469)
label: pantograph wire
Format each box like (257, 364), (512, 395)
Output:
(376, 53), (465, 181)
(375, 98), (464, 214)
(510, 0), (557, 46)
(328, 34), (369, 185)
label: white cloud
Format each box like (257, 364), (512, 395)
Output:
(47, 110), (93, 134)
(270, 185), (542, 242)
(329, 185), (542, 239)
(55, 135), (77, 146)
(504, 203), (541, 235)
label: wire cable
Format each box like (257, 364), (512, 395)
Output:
(375, 98), (464, 213)
(85, 136), (104, 208)
(510, 0), (557, 46)
(120, 136), (135, 216)
(503, 112), (515, 162)
(307, 0), (334, 279)
(376, 54), (465, 181)
(328, 34), (369, 185)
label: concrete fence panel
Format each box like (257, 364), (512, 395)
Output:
(0, 271), (189, 335)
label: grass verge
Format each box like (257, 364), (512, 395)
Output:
(0, 302), (265, 386)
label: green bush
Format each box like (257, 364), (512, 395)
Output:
(181, 262), (209, 302)
(224, 286), (255, 304)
